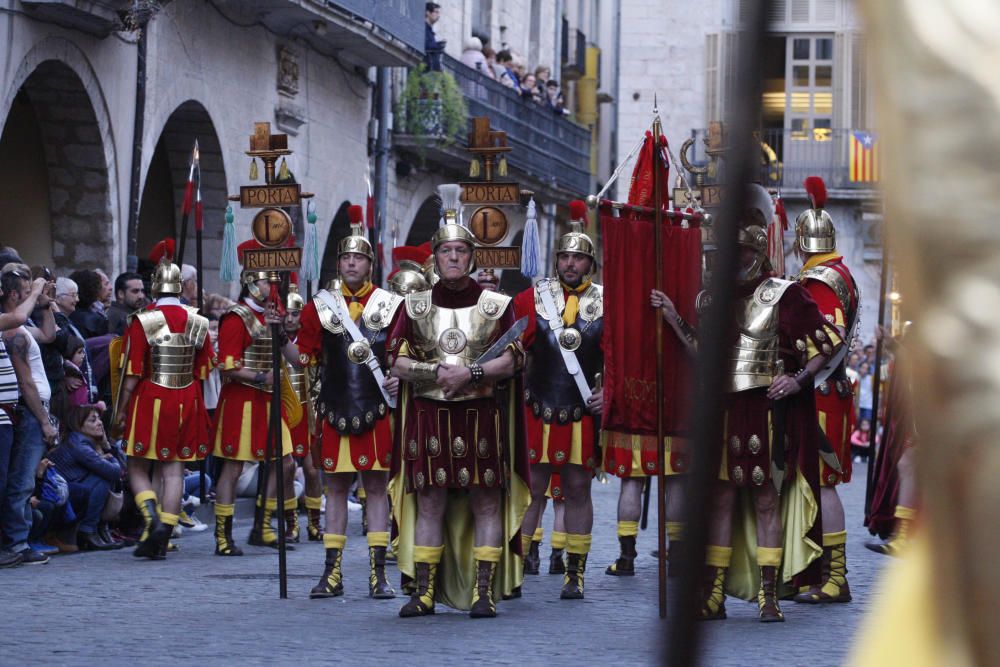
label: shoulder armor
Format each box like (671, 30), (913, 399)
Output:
(362, 288), (404, 331)
(185, 312), (210, 348)
(405, 290), (434, 320)
(183, 305), (200, 316)
(478, 290), (512, 320)
(314, 290), (345, 334)
(800, 265), (852, 313)
(135, 310), (169, 343)
(578, 282), (604, 322)
(753, 277), (795, 307)
(229, 303), (266, 339)
(533, 280), (565, 320)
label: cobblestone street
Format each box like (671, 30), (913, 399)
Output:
(0, 465), (885, 665)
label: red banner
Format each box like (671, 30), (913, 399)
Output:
(601, 208), (702, 436)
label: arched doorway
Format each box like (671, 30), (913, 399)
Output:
(320, 201), (352, 287)
(405, 195), (441, 247)
(138, 100), (227, 294)
(0, 60), (113, 272)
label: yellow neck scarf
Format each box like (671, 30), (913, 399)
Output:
(802, 251), (841, 272)
(341, 280), (373, 321)
(560, 279), (591, 326)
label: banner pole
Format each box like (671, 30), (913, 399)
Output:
(652, 112), (668, 620)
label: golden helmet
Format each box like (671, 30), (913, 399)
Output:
(795, 176), (836, 254)
(237, 239), (270, 301)
(286, 284), (305, 311)
(148, 238), (182, 296)
(557, 200), (596, 261)
(431, 224), (477, 276)
(388, 263), (430, 295)
(737, 224), (770, 283)
(338, 205), (375, 262)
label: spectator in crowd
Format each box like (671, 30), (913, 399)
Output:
(53, 277), (95, 406)
(47, 403), (124, 550)
(460, 36), (489, 75)
(0, 268), (48, 567)
(68, 269), (108, 339)
(28, 456), (71, 555)
(180, 264), (198, 306)
(61, 335), (89, 409)
(484, 47), (502, 80)
(424, 2), (445, 71)
(94, 269), (112, 314)
(535, 65), (551, 87)
(497, 50), (520, 89)
(857, 360), (874, 423)
(520, 73), (543, 103)
(1, 264), (58, 565)
(205, 293), (235, 320)
(850, 417), (872, 463)
(546, 79), (570, 116)
(0, 245), (22, 268)
(107, 271), (146, 337)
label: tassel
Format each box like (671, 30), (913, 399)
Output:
(301, 200), (320, 281)
(250, 159), (259, 181)
(469, 159), (480, 178)
(498, 156), (508, 177)
(220, 205), (240, 282)
(278, 158), (290, 181)
(520, 198), (540, 279)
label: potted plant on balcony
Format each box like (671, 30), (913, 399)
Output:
(398, 64), (467, 145)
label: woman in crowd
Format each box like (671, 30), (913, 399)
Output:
(67, 270), (108, 339)
(47, 403), (125, 550)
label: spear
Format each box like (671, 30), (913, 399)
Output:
(177, 140), (199, 265)
(194, 155), (207, 502)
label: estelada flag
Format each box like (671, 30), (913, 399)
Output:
(849, 131), (879, 183)
(602, 132), (702, 436)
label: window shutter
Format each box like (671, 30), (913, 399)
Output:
(705, 33), (719, 122)
(851, 33), (869, 130)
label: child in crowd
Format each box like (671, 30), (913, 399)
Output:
(850, 417), (873, 463)
(62, 335), (88, 408)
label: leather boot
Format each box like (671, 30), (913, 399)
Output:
(310, 548), (344, 598)
(306, 507), (323, 542)
(794, 540), (851, 603)
(248, 501), (294, 550)
(524, 539), (541, 575)
(866, 514), (912, 557)
(214, 513), (243, 556)
(78, 531), (116, 551)
(605, 535), (636, 576)
(699, 565), (727, 620)
(758, 566), (784, 622)
(369, 546), (395, 599)
(134, 499), (168, 560)
(549, 548), (565, 574)
(399, 562), (437, 617)
(285, 508), (300, 543)
(470, 560), (498, 617)
(561, 553), (588, 599)
(98, 522), (124, 550)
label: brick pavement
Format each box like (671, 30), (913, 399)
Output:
(0, 465), (886, 665)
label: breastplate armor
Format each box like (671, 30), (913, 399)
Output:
(230, 304), (274, 392)
(137, 309), (208, 389)
(727, 278), (793, 393)
(525, 282), (604, 423)
(315, 288), (402, 435)
(405, 289), (511, 401)
(286, 362), (307, 402)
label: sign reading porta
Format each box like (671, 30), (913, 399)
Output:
(475, 246), (521, 269)
(241, 184), (302, 208)
(460, 182), (520, 205)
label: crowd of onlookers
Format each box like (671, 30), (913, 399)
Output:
(426, 2), (570, 116)
(0, 243), (235, 567)
(846, 340), (880, 464)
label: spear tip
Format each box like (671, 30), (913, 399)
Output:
(192, 139), (200, 165)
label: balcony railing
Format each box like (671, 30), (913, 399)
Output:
(429, 54), (592, 197)
(686, 127), (880, 191)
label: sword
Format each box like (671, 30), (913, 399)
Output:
(817, 428), (843, 474)
(474, 316), (529, 366)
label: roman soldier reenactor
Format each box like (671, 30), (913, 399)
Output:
(115, 240), (215, 559)
(513, 199), (604, 599)
(283, 285), (325, 542)
(696, 191), (839, 623)
(790, 176), (861, 604)
(389, 184), (530, 619)
(295, 206), (402, 600)
(210, 239), (297, 556)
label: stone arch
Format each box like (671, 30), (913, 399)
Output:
(138, 100), (228, 294)
(320, 201), (352, 287)
(405, 195), (441, 246)
(0, 39), (118, 272)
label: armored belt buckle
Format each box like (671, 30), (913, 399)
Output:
(558, 328), (582, 351)
(347, 340), (373, 364)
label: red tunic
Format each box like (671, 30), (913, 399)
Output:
(287, 334), (314, 459)
(298, 291), (395, 474)
(211, 302), (292, 461)
(123, 304), (215, 461)
(513, 286), (601, 473)
(801, 255), (857, 486)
